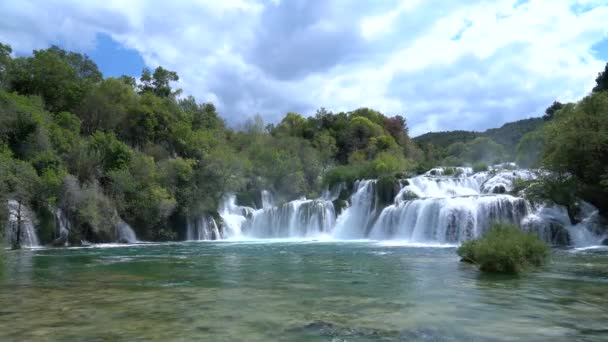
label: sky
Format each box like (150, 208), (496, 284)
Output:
(0, 0), (607, 136)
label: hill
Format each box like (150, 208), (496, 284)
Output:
(413, 117), (544, 153)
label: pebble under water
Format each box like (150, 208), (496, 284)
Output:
(1, 241), (607, 341)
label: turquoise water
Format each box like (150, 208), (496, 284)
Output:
(1, 241), (607, 341)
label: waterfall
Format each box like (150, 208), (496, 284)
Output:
(53, 208), (71, 246)
(369, 195), (529, 243)
(261, 190), (274, 209)
(522, 203), (605, 247)
(186, 216), (221, 240)
(332, 180), (378, 239)
(116, 219), (138, 243)
(219, 195), (255, 238)
(246, 199), (335, 238)
(209, 167), (605, 246)
(5, 200), (39, 248)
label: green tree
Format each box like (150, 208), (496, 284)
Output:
(542, 91), (608, 216)
(0, 42), (11, 89)
(139, 66), (181, 98)
(8, 46), (100, 112)
(592, 62), (608, 93)
(464, 137), (505, 164)
(543, 101), (564, 121)
(77, 78), (137, 134)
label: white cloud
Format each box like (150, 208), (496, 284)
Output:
(0, 0), (607, 135)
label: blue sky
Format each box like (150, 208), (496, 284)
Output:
(1, 0), (607, 136)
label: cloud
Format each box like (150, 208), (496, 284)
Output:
(0, 0), (607, 135)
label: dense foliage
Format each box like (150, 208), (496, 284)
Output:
(457, 223), (550, 274)
(0, 43), (419, 244)
(413, 118), (544, 168)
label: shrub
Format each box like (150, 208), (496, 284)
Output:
(472, 162), (488, 173)
(457, 223), (550, 274)
(443, 167), (456, 176)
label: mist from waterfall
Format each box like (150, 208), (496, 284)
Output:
(116, 219), (138, 243)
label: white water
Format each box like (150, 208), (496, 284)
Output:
(186, 216), (221, 240)
(5, 200), (40, 247)
(116, 219), (138, 243)
(246, 199), (335, 238)
(333, 180), (378, 239)
(211, 167), (605, 247)
(54, 208), (71, 246)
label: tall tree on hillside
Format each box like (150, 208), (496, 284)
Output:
(592, 62), (608, 93)
(0, 43), (11, 89)
(139, 66), (181, 98)
(8, 46), (101, 112)
(543, 101), (564, 121)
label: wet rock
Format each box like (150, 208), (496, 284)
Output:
(492, 185), (506, 194)
(601, 238), (608, 246)
(332, 200), (349, 216)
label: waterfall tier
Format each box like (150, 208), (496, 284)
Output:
(210, 168), (605, 246)
(245, 199), (335, 238)
(187, 216), (221, 240)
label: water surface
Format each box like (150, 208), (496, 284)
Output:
(1, 242), (607, 341)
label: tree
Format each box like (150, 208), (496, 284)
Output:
(8, 47), (100, 112)
(543, 101), (564, 121)
(0, 42), (11, 89)
(542, 91), (608, 216)
(139, 66), (180, 98)
(463, 137), (505, 164)
(592, 62), (608, 93)
(77, 78), (138, 134)
(516, 129), (544, 168)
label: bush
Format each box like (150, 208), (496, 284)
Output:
(472, 162), (488, 173)
(457, 223), (550, 274)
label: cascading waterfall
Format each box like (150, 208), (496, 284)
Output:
(116, 219), (138, 243)
(369, 195), (529, 243)
(209, 167), (605, 246)
(261, 190), (274, 209)
(332, 180), (378, 239)
(186, 216), (221, 240)
(53, 208), (71, 246)
(219, 194), (256, 238)
(5, 200), (39, 248)
(245, 199), (335, 238)
(522, 202), (605, 247)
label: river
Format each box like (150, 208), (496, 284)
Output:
(1, 241), (607, 341)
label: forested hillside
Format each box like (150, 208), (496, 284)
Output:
(1, 41), (607, 245)
(0, 43), (421, 244)
(414, 117), (544, 153)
